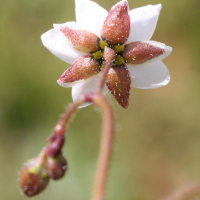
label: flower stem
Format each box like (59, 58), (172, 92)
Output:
(97, 47), (116, 94)
(91, 93), (114, 200)
(163, 182), (200, 200)
(54, 97), (85, 136)
(47, 97), (85, 157)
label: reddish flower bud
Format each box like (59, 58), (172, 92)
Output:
(47, 154), (67, 180)
(122, 41), (170, 64)
(57, 55), (100, 88)
(106, 64), (131, 109)
(47, 134), (65, 157)
(56, 25), (100, 53)
(20, 157), (50, 197)
(101, 0), (130, 44)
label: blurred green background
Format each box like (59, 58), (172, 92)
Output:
(1, 0), (200, 199)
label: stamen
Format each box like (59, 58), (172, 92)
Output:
(114, 44), (125, 53)
(99, 40), (109, 49)
(93, 50), (103, 60)
(114, 55), (125, 65)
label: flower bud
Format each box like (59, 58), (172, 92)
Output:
(47, 133), (65, 157)
(47, 154), (67, 180)
(20, 157), (50, 197)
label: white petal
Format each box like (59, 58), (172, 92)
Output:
(72, 73), (109, 108)
(57, 75), (96, 88)
(41, 29), (85, 64)
(127, 4), (162, 43)
(53, 22), (81, 45)
(127, 61), (170, 89)
(75, 0), (108, 36)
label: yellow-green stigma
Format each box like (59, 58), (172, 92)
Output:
(114, 55), (125, 66)
(99, 40), (109, 49)
(114, 44), (125, 53)
(93, 50), (103, 60)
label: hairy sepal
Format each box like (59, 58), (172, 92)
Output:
(58, 55), (100, 88)
(106, 64), (131, 109)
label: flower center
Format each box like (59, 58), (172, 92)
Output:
(93, 40), (126, 70)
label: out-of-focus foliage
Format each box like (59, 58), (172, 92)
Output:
(1, 0), (200, 199)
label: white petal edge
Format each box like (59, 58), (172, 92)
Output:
(57, 74), (97, 88)
(72, 72), (109, 108)
(127, 61), (170, 89)
(41, 29), (85, 64)
(53, 22), (81, 45)
(127, 4), (162, 43)
(75, 0), (108, 37)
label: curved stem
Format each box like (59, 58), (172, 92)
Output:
(47, 97), (85, 156)
(91, 93), (114, 200)
(54, 97), (85, 136)
(50, 49), (115, 200)
(163, 182), (200, 200)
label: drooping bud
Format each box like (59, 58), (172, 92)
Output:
(20, 157), (50, 197)
(54, 24), (100, 53)
(106, 64), (131, 109)
(47, 133), (65, 157)
(101, 0), (130, 44)
(47, 154), (67, 180)
(57, 55), (100, 88)
(122, 41), (172, 64)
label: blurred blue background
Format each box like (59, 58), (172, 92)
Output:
(1, 0), (200, 199)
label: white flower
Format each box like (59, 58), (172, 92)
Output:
(41, 0), (172, 108)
